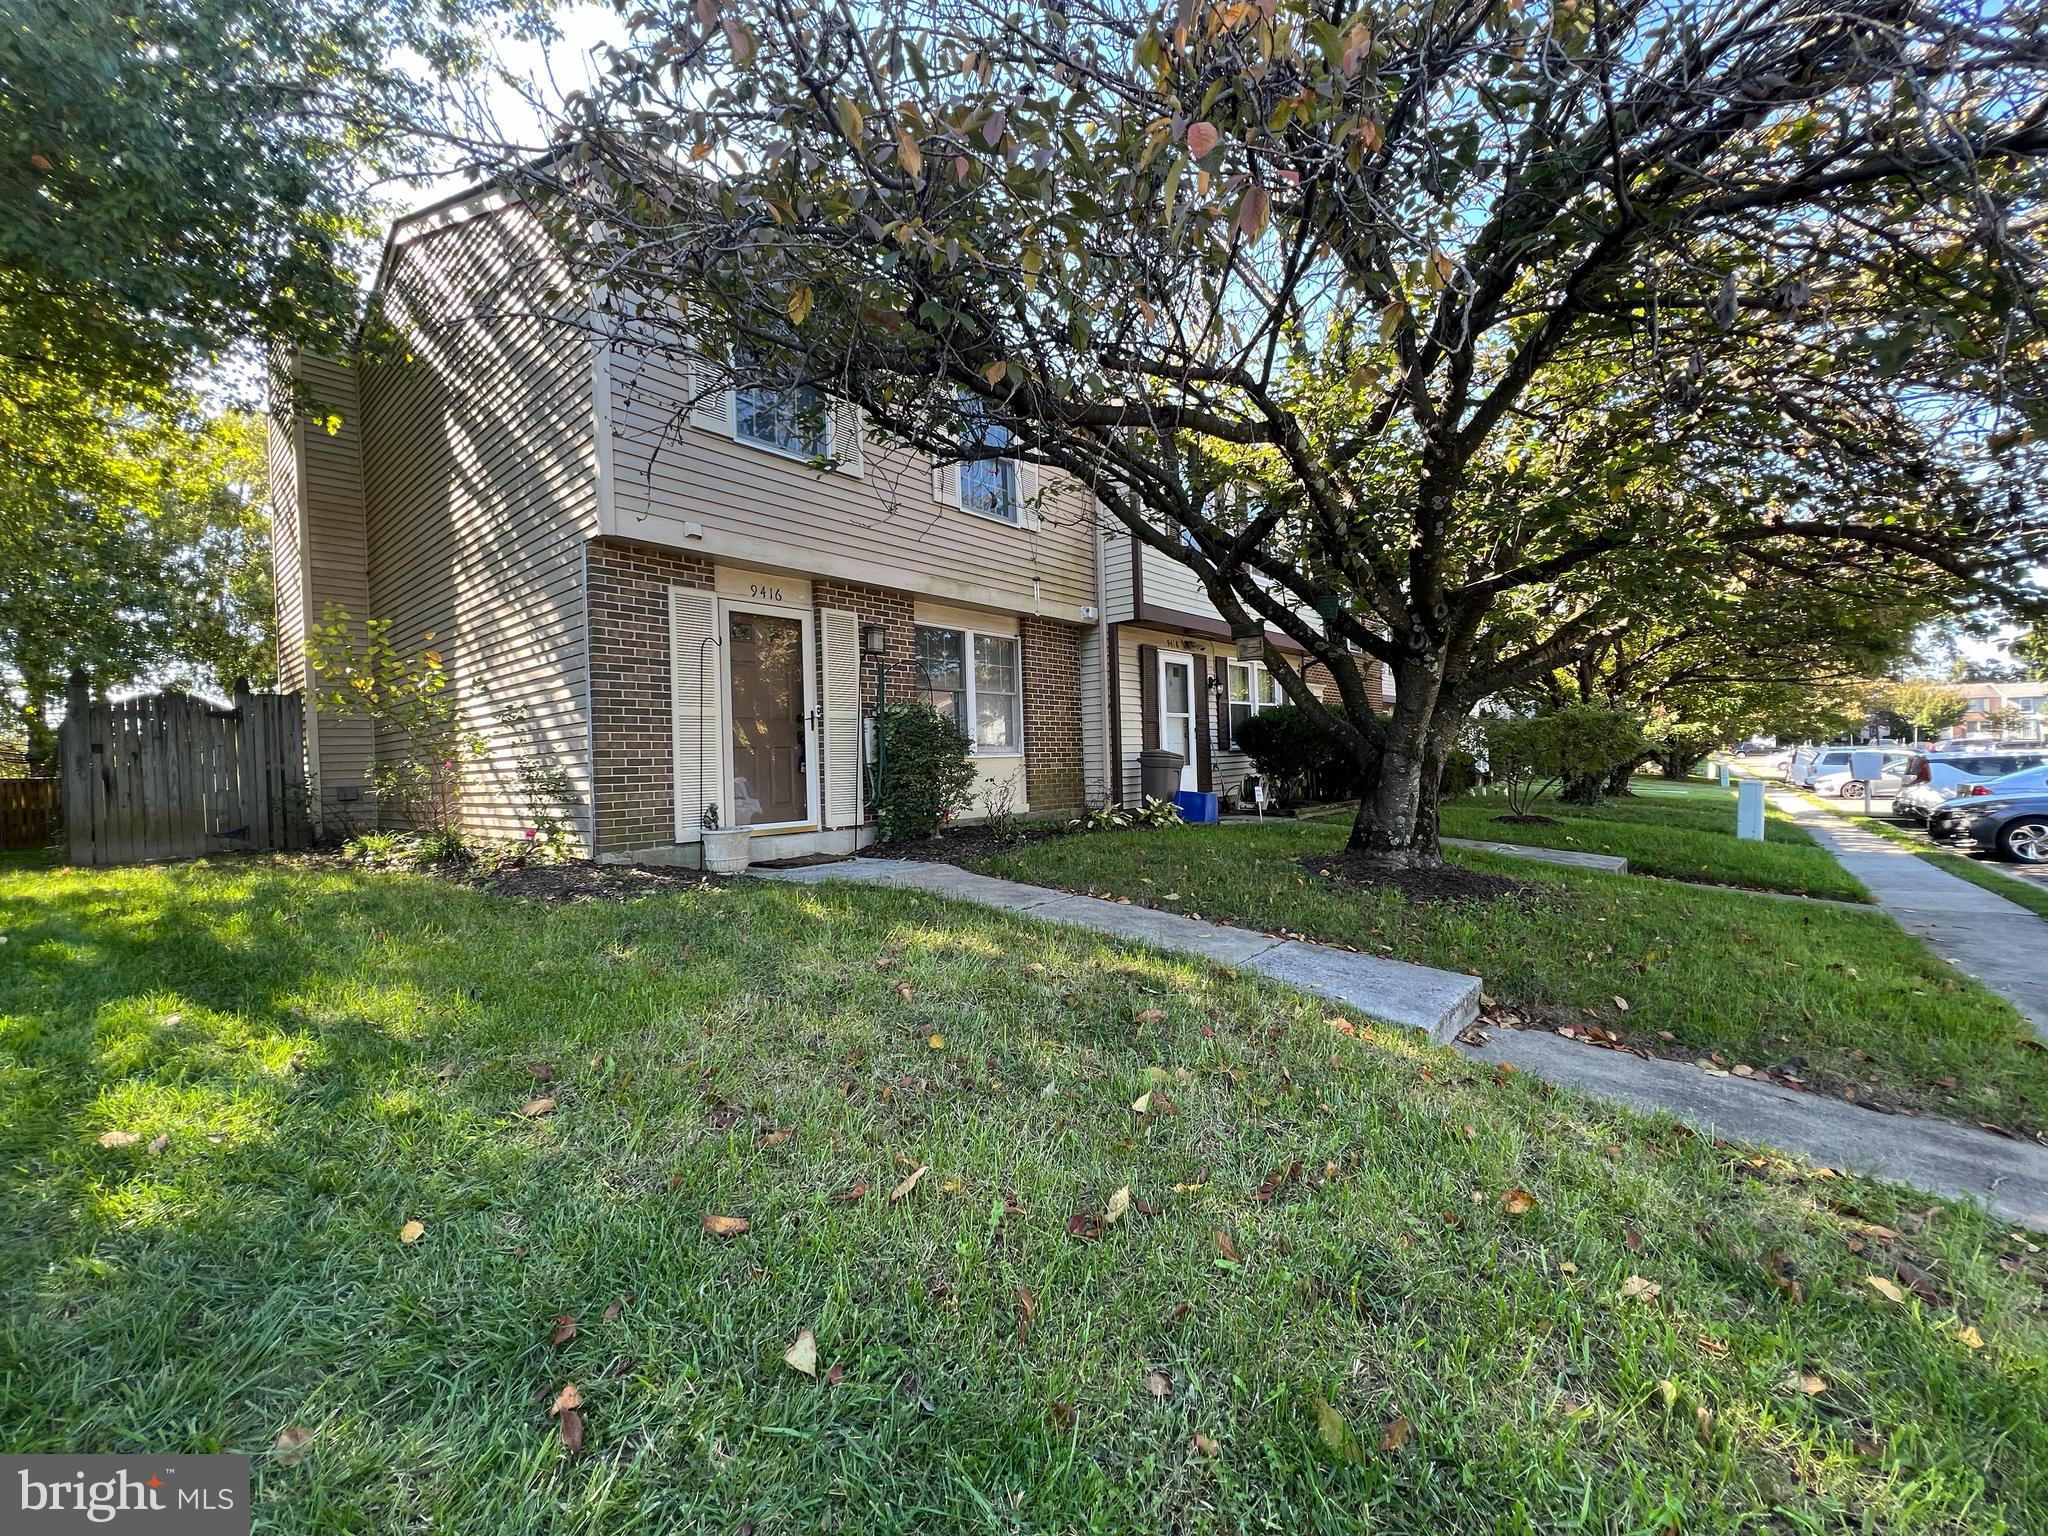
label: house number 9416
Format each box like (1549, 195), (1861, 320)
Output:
(748, 583), (785, 602)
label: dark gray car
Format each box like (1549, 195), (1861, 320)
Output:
(1965, 792), (2048, 863)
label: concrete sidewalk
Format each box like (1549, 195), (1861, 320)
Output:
(1772, 792), (2048, 1039)
(757, 857), (1483, 1039)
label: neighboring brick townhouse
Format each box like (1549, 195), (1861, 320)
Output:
(268, 182), (1376, 864)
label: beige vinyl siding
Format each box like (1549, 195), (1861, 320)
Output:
(1137, 539), (1222, 621)
(358, 199), (601, 850)
(1078, 623), (1109, 807)
(1111, 625), (1280, 803)
(606, 345), (1098, 622)
(272, 353), (376, 825)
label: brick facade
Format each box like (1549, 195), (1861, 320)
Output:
(811, 578), (915, 713)
(1020, 615), (1086, 812)
(586, 538), (713, 853)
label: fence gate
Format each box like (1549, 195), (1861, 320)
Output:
(59, 678), (311, 865)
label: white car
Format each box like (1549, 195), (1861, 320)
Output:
(1810, 752), (1910, 799)
(1894, 750), (2048, 821)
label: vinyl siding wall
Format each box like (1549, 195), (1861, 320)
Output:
(269, 353), (376, 827)
(604, 343), (1099, 623)
(353, 199), (601, 848)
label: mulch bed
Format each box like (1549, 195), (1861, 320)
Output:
(1302, 850), (1532, 904)
(461, 860), (732, 904)
(867, 823), (1072, 866)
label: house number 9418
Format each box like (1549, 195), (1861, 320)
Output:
(748, 583), (785, 602)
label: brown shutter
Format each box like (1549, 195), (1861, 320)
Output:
(1138, 644), (1160, 751)
(1213, 657), (1233, 750)
(1192, 660), (1214, 791)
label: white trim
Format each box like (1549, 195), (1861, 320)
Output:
(590, 293), (616, 540)
(719, 594), (821, 832)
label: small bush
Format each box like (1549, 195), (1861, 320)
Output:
(1482, 705), (1644, 818)
(1131, 795), (1184, 828)
(1232, 705), (1366, 801)
(873, 703), (978, 841)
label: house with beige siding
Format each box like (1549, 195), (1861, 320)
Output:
(269, 185), (1110, 862)
(1101, 532), (1389, 805)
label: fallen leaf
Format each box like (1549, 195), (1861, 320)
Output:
(1191, 1431), (1221, 1457)
(890, 1165), (928, 1203)
(701, 1214), (751, 1238)
(550, 1382), (584, 1415)
(1015, 1286), (1036, 1340)
(1613, 996), (1630, 1012)
(834, 1181), (869, 1202)
(1655, 1379), (1677, 1408)
(602, 1297), (628, 1322)
(519, 1096), (556, 1117)
(146, 1133), (170, 1155)
(1104, 1186), (1132, 1227)
(398, 1220), (426, 1245)
(783, 1329), (819, 1376)
(1618, 1274), (1661, 1302)
(1130, 1091), (1153, 1115)
(928, 1033), (946, 1050)
(1792, 1372), (1827, 1396)
(1312, 1395), (1354, 1460)
(530, 1062), (554, 1081)
(274, 1426), (315, 1465)
(1379, 1415), (1411, 1451)
(97, 1130), (140, 1148)
(1623, 1226), (1645, 1253)
(550, 1314), (578, 1346)
(825, 1363), (845, 1385)
(1135, 1009), (1166, 1025)
(1955, 1324), (1985, 1350)
(1214, 1230), (1241, 1264)
(1144, 1367), (1171, 1399)
(757, 1128), (792, 1149)
(895, 982), (914, 1002)
(1865, 1275), (1905, 1304)
(557, 1406), (584, 1454)
(1501, 1189), (1538, 1216)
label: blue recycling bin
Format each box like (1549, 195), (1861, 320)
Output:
(1173, 790), (1219, 825)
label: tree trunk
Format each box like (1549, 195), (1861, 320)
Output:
(1347, 655), (1448, 866)
(1657, 752), (1703, 782)
(1558, 770), (1606, 805)
(1604, 762), (1636, 797)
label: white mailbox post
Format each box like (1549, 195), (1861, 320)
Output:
(1736, 777), (1766, 841)
(1717, 760), (1730, 787)
(1848, 748), (1887, 816)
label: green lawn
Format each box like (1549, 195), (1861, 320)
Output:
(3, 859), (2044, 1533)
(1437, 779), (1871, 903)
(983, 822), (2048, 1134)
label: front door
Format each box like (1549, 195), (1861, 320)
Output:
(1157, 651), (1198, 793)
(726, 606), (816, 829)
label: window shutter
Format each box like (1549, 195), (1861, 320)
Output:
(831, 401), (864, 477)
(1138, 644), (1160, 751)
(932, 460), (960, 507)
(1192, 660), (1214, 791)
(687, 352), (732, 434)
(1015, 457), (1040, 528)
(821, 608), (862, 829)
(1213, 658), (1233, 749)
(670, 586), (724, 838)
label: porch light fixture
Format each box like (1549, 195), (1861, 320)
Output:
(860, 623), (889, 655)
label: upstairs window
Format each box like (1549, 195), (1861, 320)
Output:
(735, 380), (830, 460)
(959, 414), (1021, 523)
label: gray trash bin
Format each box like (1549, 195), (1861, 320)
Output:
(1138, 748), (1185, 803)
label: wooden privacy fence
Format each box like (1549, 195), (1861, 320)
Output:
(0, 779), (59, 849)
(59, 679), (311, 865)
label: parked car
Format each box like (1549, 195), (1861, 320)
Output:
(1894, 751), (2048, 822)
(1811, 752), (1910, 799)
(1965, 792), (2048, 863)
(1926, 763), (2048, 841)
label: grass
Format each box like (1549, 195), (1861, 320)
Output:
(983, 822), (2048, 1133)
(1436, 779), (1872, 903)
(2, 858), (2044, 1533)
(1804, 797), (2048, 922)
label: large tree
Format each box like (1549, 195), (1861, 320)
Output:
(527, 0), (2048, 864)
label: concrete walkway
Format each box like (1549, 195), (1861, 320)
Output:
(1772, 792), (2048, 1039)
(757, 852), (2048, 1228)
(1441, 836), (1628, 874)
(757, 857), (1482, 1039)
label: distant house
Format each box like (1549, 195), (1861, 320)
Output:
(1944, 680), (2048, 741)
(267, 184), (1384, 862)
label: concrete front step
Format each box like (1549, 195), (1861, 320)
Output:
(756, 858), (1483, 1041)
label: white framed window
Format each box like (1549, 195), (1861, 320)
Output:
(735, 380), (830, 460)
(913, 624), (1023, 754)
(1226, 660), (1283, 743)
(934, 393), (1031, 524)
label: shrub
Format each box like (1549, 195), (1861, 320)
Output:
(1231, 705), (1367, 801)
(1482, 705), (1645, 818)
(306, 606), (483, 833)
(873, 702), (977, 841)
